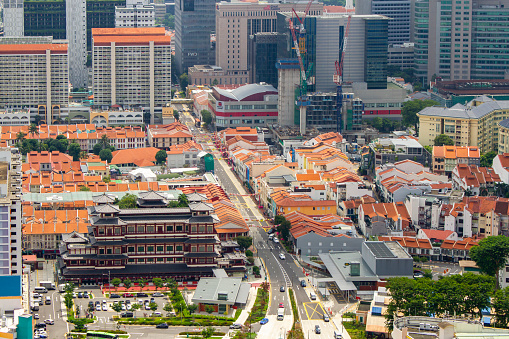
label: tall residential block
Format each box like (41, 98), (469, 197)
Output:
(174, 0), (215, 75)
(115, 3), (155, 27)
(3, 0), (24, 37)
(92, 28), (172, 124)
(356, 0), (412, 44)
(87, 0), (127, 49)
(67, 0), (88, 88)
(0, 148), (22, 276)
(414, 0), (509, 83)
(0, 37), (69, 124)
(24, 0), (67, 39)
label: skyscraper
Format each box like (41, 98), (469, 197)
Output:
(414, 0), (509, 83)
(174, 0), (216, 75)
(3, 0), (24, 37)
(67, 0), (88, 88)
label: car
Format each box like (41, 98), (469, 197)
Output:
(123, 293), (134, 298)
(83, 291), (89, 298)
(273, 238), (280, 243)
(153, 292), (164, 297)
(33, 293), (41, 299)
(96, 304), (101, 311)
(73, 292), (77, 298)
(34, 314), (39, 319)
(230, 323), (242, 329)
(267, 228), (276, 234)
(35, 323), (46, 329)
(110, 294), (121, 298)
(95, 301), (100, 305)
(315, 325), (321, 334)
(156, 323), (169, 329)
(88, 301), (94, 308)
(279, 253), (286, 260)
(77, 292), (83, 298)
(145, 304), (151, 310)
(323, 314), (330, 322)
(300, 280), (307, 287)
(280, 286), (285, 292)
(260, 318), (269, 325)
(279, 303), (284, 308)
(137, 292), (148, 297)
(44, 319), (54, 325)
(150, 297), (155, 302)
(102, 304), (108, 311)
(33, 335), (40, 339)
(121, 302), (126, 311)
(152, 312), (162, 317)
(38, 333), (48, 339)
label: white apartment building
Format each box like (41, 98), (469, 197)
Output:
(0, 148), (22, 276)
(92, 27), (172, 124)
(66, 0), (88, 88)
(3, 0), (24, 37)
(115, 3), (155, 28)
(0, 37), (69, 124)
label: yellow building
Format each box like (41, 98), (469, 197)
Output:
(498, 119), (509, 154)
(417, 97), (509, 152)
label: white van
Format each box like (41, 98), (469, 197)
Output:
(310, 292), (317, 300)
(333, 330), (343, 338)
(277, 308), (284, 321)
(34, 287), (48, 293)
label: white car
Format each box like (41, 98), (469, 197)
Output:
(121, 303), (126, 311)
(279, 253), (285, 260)
(34, 314), (39, 319)
(44, 319), (54, 325)
(96, 304), (101, 311)
(273, 237), (280, 243)
(102, 304), (108, 311)
(145, 304), (151, 310)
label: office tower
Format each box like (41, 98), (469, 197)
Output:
(215, 2), (323, 81)
(92, 28), (171, 124)
(0, 37), (69, 124)
(87, 0), (127, 49)
(174, 0), (215, 75)
(67, 0), (88, 88)
(250, 33), (286, 88)
(115, 2), (155, 27)
(3, 0), (24, 37)
(0, 148), (22, 276)
(24, 0), (67, 39)
(356, 0), (412, 44)
(414, 0), (509, 83)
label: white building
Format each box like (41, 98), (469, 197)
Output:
(2, 0), (24, 37)
(115, 2), (155, 28)
(0, 148), (22, 276)
(0, 37), (69, 124)
(66, 0), (88, 88)
(493, 153), (509, 184)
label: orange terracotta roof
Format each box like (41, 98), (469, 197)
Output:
(0, 44), (68, 54)
(92, 27), (166, 36)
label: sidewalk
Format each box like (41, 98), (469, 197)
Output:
(331, 313), (352, 339)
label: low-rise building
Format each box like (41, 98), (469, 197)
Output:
(452, 164), (501, 195)
(270, 189), (337, 217)
(358, 202), (411, 237)
(166, 140), (204, 168)
(147, 122), (193, 149)
(378, 236), (432, 259)
(432, 146), (480, 176)
(188, 65), (249, 87)
(191, 277), (250, 314)
(430, 79), (509, 108)
(493, 153), (509, 184)
(363, 137), (430, 172)
(110, 147), (161, 168)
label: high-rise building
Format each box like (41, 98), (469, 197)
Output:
(92, 28), (172, 124)
(24, 0), (67, 39)
(414, 0), (509, 83)
(250, 33), (286, 88)
(174, 0), (215, 75)
(115, 2), (155, 27)
(214, 2), (323, 82)
(0, 148), (22, 276)
(0, 37), (69, 124)
(67, 0), (88, 88)
(356, 0), (412, 44)
(87, 0), (127, 49)
(3, 0), (24, 37)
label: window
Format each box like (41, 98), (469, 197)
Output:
(99, 249), (105, 254)
(207, 226), (213, 233)
(127, 226), (135, 233)
(167, 225), (173, 232)
(176, 245), (183, 251)
(191, 226), (197, 233)
(114, 228), (120, 235)
(147, 246), (154, 252)
(98, 228), (104, 235)
(147, 226), (155, 233)
(167, 245), (173, 251)
(137, 226), (144, 233)
(127, 247), (135, 253)
(137, 258), (144, 263)
(199, 226), (205, 233)
(176, 257), (183, 262)
(176, 225), (183, 231)
(147, 258), (154, 262)
(137, 246), (144, 252)
(157, 258), (164, 262)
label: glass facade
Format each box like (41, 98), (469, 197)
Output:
(371, 0), (411, 44)
(87, 0), (126, 50)
(24, 0), (67, 40)
(414, 0), (429, 81)
(364, 19), (388, 89)
(254, 39), (279, 88)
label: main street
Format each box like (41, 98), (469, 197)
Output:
(180, 108), (344, 337)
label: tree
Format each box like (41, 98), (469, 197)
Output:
(137, 278), (146, 290)
(434, 134), (454, 146)
(111, 302), (122, 314)
(131, 303), (141, 318)
(111, 278), (122, 291)
(470, 235), (509, 288)
(16, 132), (26, 143)
(179, 73), (189, 91)
(118, 194), (137, 209)
(93, 143), (103, 155)
(274, 215), (286, 225)
(162, 13), (174, 29)
(123, 278), (132, 290)
(188, 304), (198, 314)
(201, 110), (212, 125)
(152, 278), (164, 291)
(165, 278), (177, 289)
(79, 186), (91, 191)
(178, 194), (189, 207)
(163, 303), (173, 313)
(493, 287), (509, 328)
(481, 151), (498, 167)
(277, 220), (292, 242)
(64, 293), (74, 310)
(100, 134), (110, 149)
(79, 150), (88, 160)
(149, 302), (158, 312)
(29, 124), (39, 137)
(173, 110), (179, 121)
(103, 176), (111, 183)
(155, 150), (167, 165)
(401, 99), (439, 128)
(205, 305), (214, 314)
(99, 148), (113, 162)
(68, 143), (82, 161)
(235, 236), (253, 250)
(201, 327), (216, 339)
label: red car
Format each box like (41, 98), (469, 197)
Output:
(123, 293), (134, 298)
(279, 303), (284, 308)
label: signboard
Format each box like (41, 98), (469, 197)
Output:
(215, 101), (225, 112)
(263, 4), (280, 10)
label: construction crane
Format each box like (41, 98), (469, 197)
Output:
(333, 15), (351, 133)
(292, 0), (314, 55)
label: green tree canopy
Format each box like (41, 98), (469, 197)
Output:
(99, 148), (113, 163)
(201, 110), (212, 125)
(235, 236), (253, 250)
(123, 278), (132, 290)
(79, 186), (91, 191)
(401, 99), (439, 128)
(155, 149), (168, 164)
(481, 151), (498, 167)
(180, 73), (189, 91)
(68, 143), (81, 161)
(117, 194), (138, 209)
(470, 235), (509, 288)
(434, 134), (454, 146)
(93, 143), (103, 155)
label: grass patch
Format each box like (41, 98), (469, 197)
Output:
(343, 321), (367, 339)
(234, 308), (242, 321)
(157, 173), (182, 180)
(183, 170), (198, 176)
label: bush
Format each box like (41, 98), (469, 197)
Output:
(245, 250), (253, 257)
(253, 266), (260, 276)
(342, 312), (356, 318)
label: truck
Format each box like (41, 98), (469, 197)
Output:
(40, 281), (56, 290)
(277, 308), (284, 321)
(57, 284), (67, 293)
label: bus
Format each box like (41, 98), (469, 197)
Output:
(86, 331), (119, 339)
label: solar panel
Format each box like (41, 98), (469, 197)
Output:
(365, 242), (396, 258)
